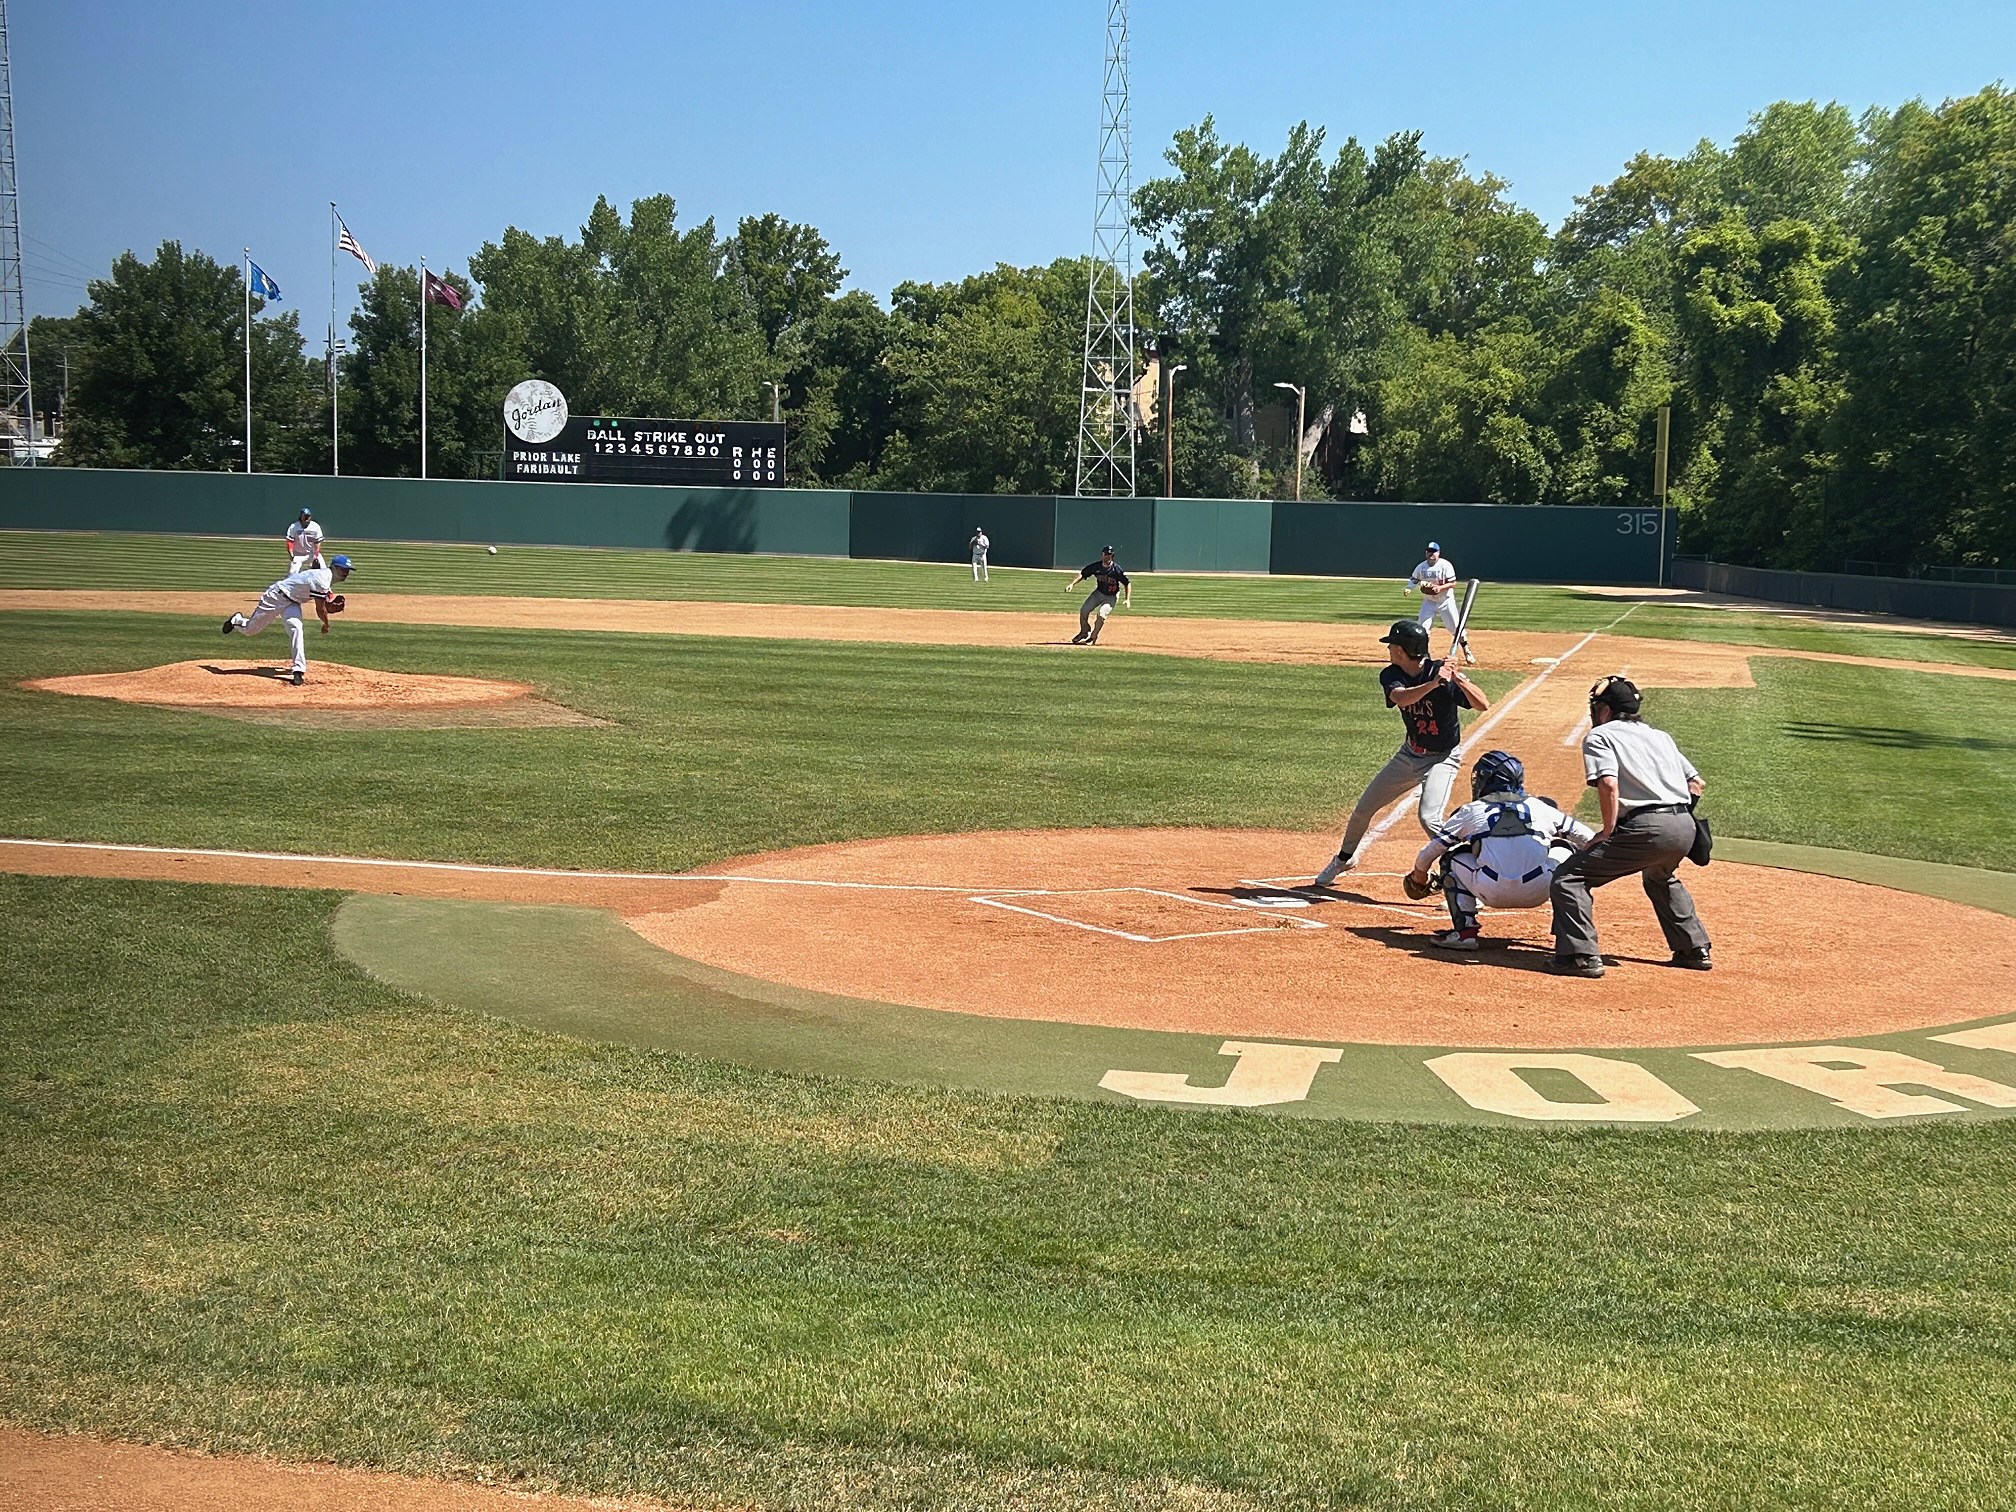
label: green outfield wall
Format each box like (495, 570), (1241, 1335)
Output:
(0, 467), (1673, 584)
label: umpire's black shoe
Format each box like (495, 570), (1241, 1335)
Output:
(1669, 948), (1713, 971)
(1548, 955), (1606, 979)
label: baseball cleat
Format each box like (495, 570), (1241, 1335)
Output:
(1669, 948), (1713, 971)
(1070, 633), (1089, 645)
(1548, 955), (1606, 978)
(221, 617), (237, 635)
(1312, 851), (1356, 888)
(1431, 930), (1480, 951)
(286, 670), (304, 686)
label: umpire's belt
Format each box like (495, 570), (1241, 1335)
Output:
(1621, 803), (1692, 819)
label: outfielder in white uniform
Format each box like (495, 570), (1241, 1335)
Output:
(285, 508), (326, 572)
(1409, 541), (1474, 663)
(221, 554), (353, 685)
(970, 527), (990, 582)
(1405, 750), (1593, 950)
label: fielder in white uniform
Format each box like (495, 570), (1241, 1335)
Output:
(285, 508), (326, 572)
(221, 553), (353, 685)
(1408, 541), (1474, 662)
(1405, 750), (1593, 950)
(970, 527), (990, 582)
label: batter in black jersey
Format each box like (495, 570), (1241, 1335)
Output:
(1310, 617), (1490, 888)
(1380, 657), (1469, 753)
(1066, 545), (1133, 645)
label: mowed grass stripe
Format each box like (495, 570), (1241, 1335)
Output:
(6, 529), (2014, 667)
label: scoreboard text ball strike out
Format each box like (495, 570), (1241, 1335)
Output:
(500, 378), (785, 487)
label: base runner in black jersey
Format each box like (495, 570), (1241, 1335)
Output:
(1312, 618), (1490, 888)
(1065, 546), (1132, 645)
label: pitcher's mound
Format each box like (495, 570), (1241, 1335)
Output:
(23, 661), (603, 729)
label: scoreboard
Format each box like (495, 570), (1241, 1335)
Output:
(505, 416), (786, 487)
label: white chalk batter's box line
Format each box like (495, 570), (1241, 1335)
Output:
(1238, 875), (1442, 920)
(970, 887), (1329, 944)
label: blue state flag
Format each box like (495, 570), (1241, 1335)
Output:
(248, 261), (282, 302)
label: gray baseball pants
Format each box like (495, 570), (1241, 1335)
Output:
(1078, 589), (1117, 641)
(1335, 742), (1461, 861)
(234, 588), (308, 674)
(1549, 809), (1709, 960)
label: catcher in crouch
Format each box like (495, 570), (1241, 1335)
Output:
(221, 553), (354, 687)
(1402, 750), (1594, 951)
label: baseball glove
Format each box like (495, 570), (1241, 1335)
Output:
(325, 594), (346, 614)
(1403, 870), (1435, 901)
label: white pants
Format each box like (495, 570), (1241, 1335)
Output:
(972, 552), (988, 581)
(239, 588), (307, 673)
(1418, 590), (1462, 636)
(1444, 850), (1566, 931)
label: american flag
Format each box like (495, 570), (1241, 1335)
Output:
(337, 221), (376, 276)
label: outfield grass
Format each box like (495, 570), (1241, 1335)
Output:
(5, 873), (2016, 1512)
(0, 613), (1523, 869)
(4, 612), (2015, 875)
(7, 529), (2014, 668)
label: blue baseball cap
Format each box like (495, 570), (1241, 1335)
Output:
(1426, 540), (1441, 552)
(298, 508), (313, 520)
(329, 554), (353, 572)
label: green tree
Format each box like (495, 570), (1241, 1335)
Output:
(337, 265), (512, 480)
(61, 241), (317, 472)
(780, 290), (895, 486)
(725, 213), (846, 359)
(873, 259), (1087, 494)
(1833, 87), (2016, 566)
(469, 194), (767, 423)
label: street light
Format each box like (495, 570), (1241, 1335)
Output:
(1164, 363), (1187, 498)
(1274, 381), (1307, 501)
(762, 380), (783, 424)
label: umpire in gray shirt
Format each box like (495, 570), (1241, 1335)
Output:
(1548, 675), (1712, 978)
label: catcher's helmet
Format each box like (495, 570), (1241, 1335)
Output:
(1380, 618), (1430, 656)
(1471, 749), (1526, 800)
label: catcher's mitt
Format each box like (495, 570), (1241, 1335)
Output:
(325, 594), (346, 614)
(1402, 870), (1435, 901)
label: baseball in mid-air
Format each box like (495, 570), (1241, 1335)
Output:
(486, 545), (498, 555)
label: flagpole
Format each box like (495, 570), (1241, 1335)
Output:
(243, 248), (253, 475)
(419, 258), (428, 481)
(330, 203), (340, 477)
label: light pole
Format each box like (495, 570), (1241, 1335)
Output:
(763, 380), (782, 424)
(1163, 362), (1186, 497)
(1273, 381), (1306, 501)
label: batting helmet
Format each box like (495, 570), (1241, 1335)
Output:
(1589, 674), (1642, 717)
(1380, 618), (1430, 656)
(1470, 749), (1526, 800)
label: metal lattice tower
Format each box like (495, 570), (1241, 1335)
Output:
(0, 0), (30, 460)
(1074, 0), (1135, 497)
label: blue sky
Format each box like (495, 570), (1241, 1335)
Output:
(22, 1), (2015, 333)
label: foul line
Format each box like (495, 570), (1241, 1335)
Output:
(1354, 607), (1641, 852)
(972, 887), (1326, 944)
(0, 836), (977, 894)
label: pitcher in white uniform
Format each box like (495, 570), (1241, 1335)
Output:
(222, 554), (353, 686)
(285, 508), (326, 571)
(1408, 541), (1473, 663)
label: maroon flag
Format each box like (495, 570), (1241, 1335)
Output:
(423, 270), (463, 311)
